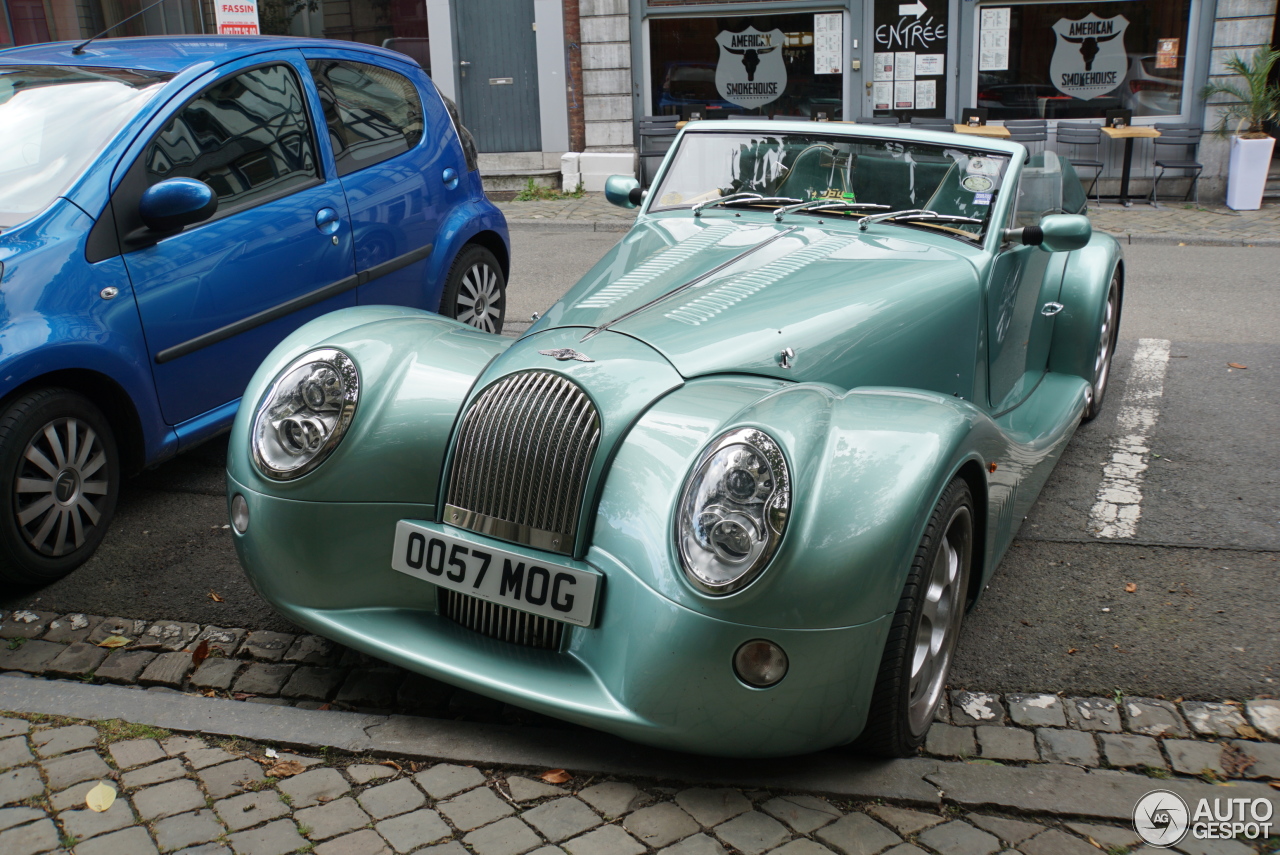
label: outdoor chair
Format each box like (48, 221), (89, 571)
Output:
(1148, 124), (1204, 205)
(638, 115), (679, 187)
(1055, 122), (1105, 206)
(1005, 119), (1049, 157)
(909, 117), (955, 131)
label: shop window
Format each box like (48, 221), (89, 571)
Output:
(145, 64), (319, 208)
(309, 60), (424, 177)
(649, 12), (844, 120)
(975, 1), (1192, 120)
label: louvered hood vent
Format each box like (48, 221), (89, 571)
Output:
(444, 371), (601, 555)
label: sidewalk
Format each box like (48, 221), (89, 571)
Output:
(3, 610), (1280, 854)
(493, 193), (1280, 247)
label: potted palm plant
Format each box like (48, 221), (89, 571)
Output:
(1201, 47), (1280, 210)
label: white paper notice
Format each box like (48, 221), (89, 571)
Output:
(814, 13), (843, 74)
(978, 8), (1010, 72)
(873, 53), (895, 82)
(915, 79), (936, 110)
(894, 52), (915, 81)
(873, 82), (892, 110)
(894, 81), (915, 109)
(915, 54), (944, 76)
(980, 7), (1010, 30)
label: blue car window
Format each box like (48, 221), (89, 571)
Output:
(307, 59), (423, 177)
(144, 63), (318, 208)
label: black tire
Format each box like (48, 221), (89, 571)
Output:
(0, 389), (120, 588)
(1082, 272), (1121, 422)
(441, 244), (506, 334)
(854, 478), (974, 757)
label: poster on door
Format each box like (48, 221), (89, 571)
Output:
(215, 2), (260, 35)
(1050, 13), (1129, 100)
(715, 27), (788, 108)
(873, 0), (948, 114)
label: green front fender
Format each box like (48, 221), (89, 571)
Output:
(1050, 233), (1123, 383)
(227, 306), (509, 504)
(591, 379), (997, 631)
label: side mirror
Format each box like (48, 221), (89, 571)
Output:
(604, 175), (645, 209)
(1003, 214), (1091, 252)
(139, 178), (218, 233)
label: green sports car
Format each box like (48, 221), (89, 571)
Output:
(227, 121), (1122, 758)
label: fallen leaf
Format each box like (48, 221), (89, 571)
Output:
(1087, 836), (1104, 851)
(1125, 582), (1137, 593)
(318, 703), (330, 711)
(1270, 780), (1280, 790)
(409, 761), (423, 773)
(96, 635), (132, 649)
(1221, 744), (1257, 778)
(85, 781), (117, 812)
(1228, 363), (1247, 370)
(380, 760), (403, 772)
(1067, 648), (1078, 654)
(539, 769), (572, 784)
(233, 692), (256, 700)
(191, 639), (210, 668)
(208, 590), (225, 602)
(267, 760), (306, 778)
(1019, 619), (1033, 627)
(1235, 724), (1263, 739)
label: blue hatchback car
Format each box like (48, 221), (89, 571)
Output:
(0, 37), (510, 586)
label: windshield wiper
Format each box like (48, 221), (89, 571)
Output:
(773, 200), (890, 221)
(693, 194), (803, 217)
(857, 210), (983, 231)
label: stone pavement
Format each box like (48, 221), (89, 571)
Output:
(3, 610), (1280, 854)
(492, 193), (1280, 246)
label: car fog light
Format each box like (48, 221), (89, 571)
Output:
(733, 639), (788, 688)
(231, 494), (249, 533)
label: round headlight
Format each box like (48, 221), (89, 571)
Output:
(675, 428), (790, 595)
(251, 348), (359, 480)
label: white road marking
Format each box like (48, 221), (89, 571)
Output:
(1088, 338), (1172, 539)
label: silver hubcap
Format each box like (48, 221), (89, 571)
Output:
(15, 417), (110, 557)
(1094, 281), (1118, 400)
(456, 262), (503, 334)
(908, 506), (970, 733)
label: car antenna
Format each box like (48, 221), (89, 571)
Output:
(72, 0), (177, 55)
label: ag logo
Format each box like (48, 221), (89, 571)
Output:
(716, 27), (786, 108)
(1133, 789), (1189, 847)
(1050, 13), (1128, 100)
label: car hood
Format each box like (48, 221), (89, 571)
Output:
(529, 215), (984, 396)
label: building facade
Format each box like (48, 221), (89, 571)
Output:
(4, 0), (1277, 200)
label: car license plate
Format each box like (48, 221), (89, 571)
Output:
(391, 521), (599, 627)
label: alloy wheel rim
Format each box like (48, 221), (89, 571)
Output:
(907, 506), (970, 733)
(456, 262), (503, 334)
(1094, 282), (1118, 401)
(14, 417), (110, 557)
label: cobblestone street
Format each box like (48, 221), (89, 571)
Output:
(3, 609), (1280, 854)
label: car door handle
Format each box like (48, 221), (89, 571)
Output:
(315, 208), (341, 236)
(1041, 302), (1065, 316)
(442, 168), (459, 190)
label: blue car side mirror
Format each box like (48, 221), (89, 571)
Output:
(139, 178), (218, 233)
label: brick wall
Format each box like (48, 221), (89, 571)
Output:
(1199, 0), (1279, 200)
(579, 0), (634, 151)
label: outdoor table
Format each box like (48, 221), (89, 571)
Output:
(952, 124), (1012, 138)
(1101, 126), (1162, 207)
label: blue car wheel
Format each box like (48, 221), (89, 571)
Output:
(441, 245), (506, 334)
(0, 389), (120, 587)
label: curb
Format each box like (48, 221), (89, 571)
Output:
(4, 676), (1279, 823)
(501, 218), (1280, 246)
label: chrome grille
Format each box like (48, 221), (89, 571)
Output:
(439, 589), (564, 650)
(445, 370), (601, 554)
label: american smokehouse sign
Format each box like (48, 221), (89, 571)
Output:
(1050, 13), (1128, 99)
(716, 27), (787, 107)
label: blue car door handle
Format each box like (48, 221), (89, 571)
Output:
(315, 208), (341, 235)
(442, 168), (459, 190)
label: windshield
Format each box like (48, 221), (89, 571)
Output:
(650, 130), (1012, 241)
(0, 65), (173, 229)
